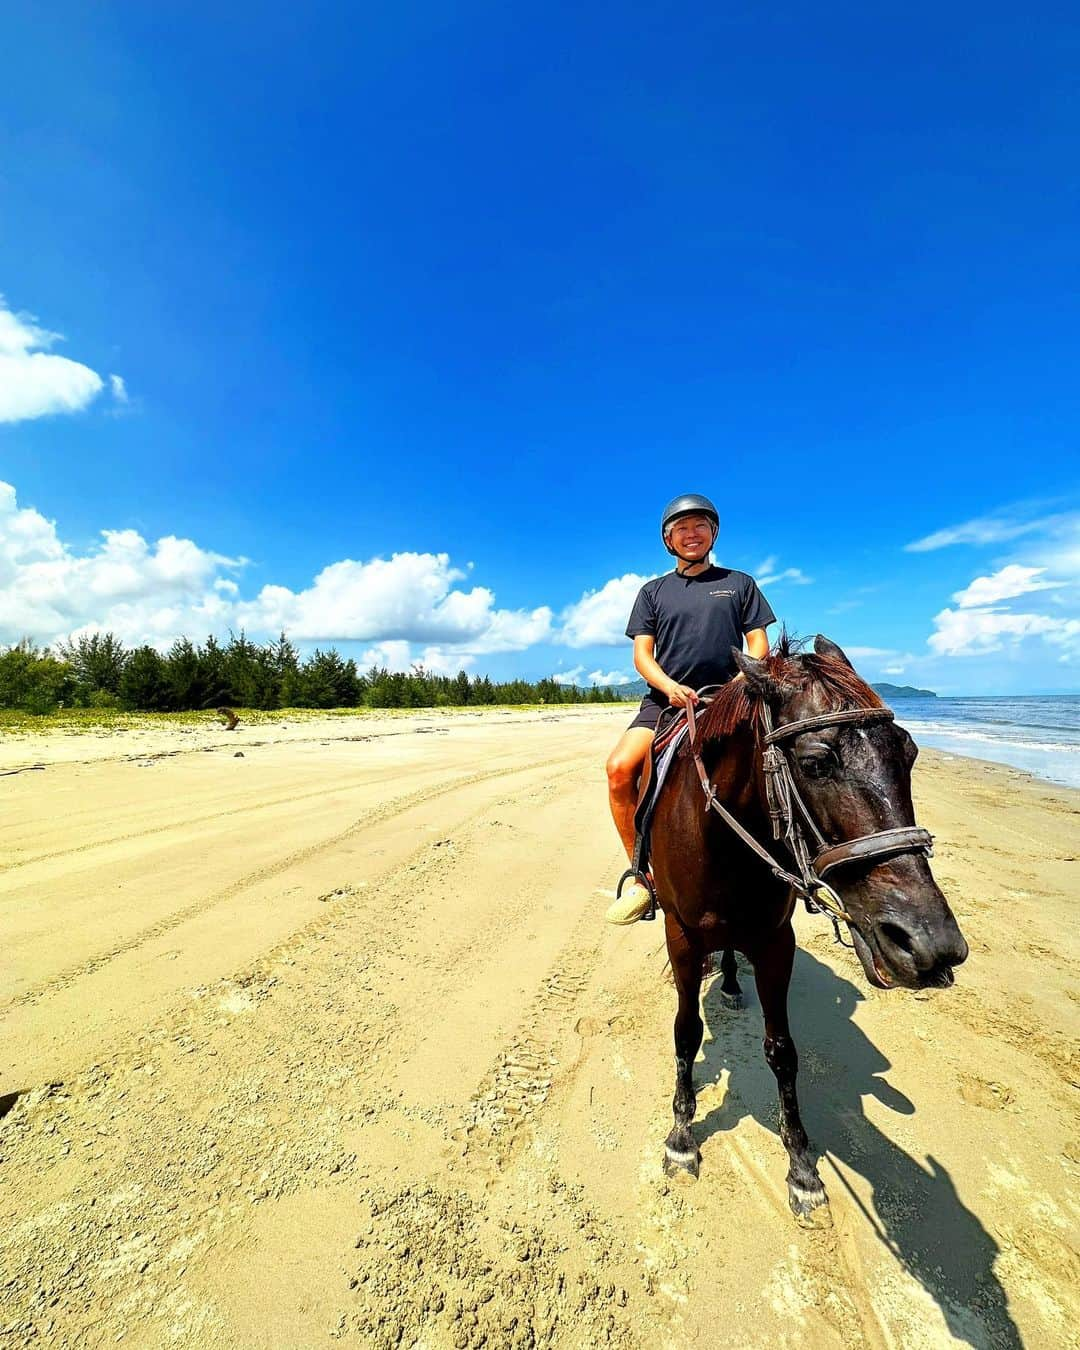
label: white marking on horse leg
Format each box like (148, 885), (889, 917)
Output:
(664, 1145), (700, 1163)
(789, 1180), (827, 1207)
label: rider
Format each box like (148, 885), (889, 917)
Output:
(604, 493), (776, 923)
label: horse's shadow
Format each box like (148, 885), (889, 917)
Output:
(694, 949), (1020, 1349)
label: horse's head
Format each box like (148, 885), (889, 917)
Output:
(733, 635), (968, 991)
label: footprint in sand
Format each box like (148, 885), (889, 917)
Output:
(958, 1074), (1016, 1110)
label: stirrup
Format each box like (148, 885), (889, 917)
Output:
(615, 867), (657, 921)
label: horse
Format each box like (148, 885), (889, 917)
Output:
(647, 634), (968, 1224)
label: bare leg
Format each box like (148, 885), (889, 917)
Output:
(718, 947), (743, 1010)
(606, 727), (655, 861)
(751, 924), (830, 1224)
(663, 914), (705, 1178)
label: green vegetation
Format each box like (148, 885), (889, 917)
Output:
(0, 633), (628, 716)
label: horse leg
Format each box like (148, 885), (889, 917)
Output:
(663, 917), (705, 1179)
(718, 947), (743, 1010)
(752, 923), (831, 1225)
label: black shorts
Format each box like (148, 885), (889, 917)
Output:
(627, 694), (669, 733)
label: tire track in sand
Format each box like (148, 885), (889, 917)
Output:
(3, 768), (441, 873)
(2, 753), (583, 1016)
(0, 759), (615, 1346)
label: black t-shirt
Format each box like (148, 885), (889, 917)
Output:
(625, 566), (776, 702)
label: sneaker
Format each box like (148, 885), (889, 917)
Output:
(605, 882), (653, 925)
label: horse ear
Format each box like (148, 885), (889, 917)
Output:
(813, 635), (854, 668)
(732, 649), (779, 696)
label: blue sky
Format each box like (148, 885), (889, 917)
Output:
(2, 2), (1077, 694)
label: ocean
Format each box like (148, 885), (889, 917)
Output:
(886, 694), (1080, 789)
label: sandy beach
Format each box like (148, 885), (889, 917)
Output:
(1, 706), (1077, 1348)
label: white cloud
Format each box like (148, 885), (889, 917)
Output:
(0, 481), (552, 667)
(0, 297), (111, 423)
(357, 641), (474, 675)
(832, 645), (920, 678)
(920, 507), (1080, 668)
(0, 482), (243, 648)
(559, 572), (655, 647)
(553, 664), (633, 687)
(357, 640), (413, 671)
(1026, 514), (1080, 582)
(755, 556), (812, 587)
(109, 373), (129, 404)
(927, 607), (1075, 657)
(417, 646), (476, 675)
(236, 552), (551, 652)
(587, 668), (633, 686)
(905, 506), (1072, 553)
(952, 564), (1061, 609)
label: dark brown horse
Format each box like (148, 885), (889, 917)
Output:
(648, 635), (968, 1223)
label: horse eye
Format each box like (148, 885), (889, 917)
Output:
(798, 750), (836, 780)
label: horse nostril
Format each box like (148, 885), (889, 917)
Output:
(874, 914), (967, 976)
(940, 927), (969, 968)
(878, 922), (916, 959)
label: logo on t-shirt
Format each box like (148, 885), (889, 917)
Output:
(709, 589), (736, 598)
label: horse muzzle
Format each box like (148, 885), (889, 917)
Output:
(849, 902), (969, 991)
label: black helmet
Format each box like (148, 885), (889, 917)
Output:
(661, 494), (719, 557)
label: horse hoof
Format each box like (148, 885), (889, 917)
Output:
(663, 1145), (701, 1181)
(718, 988), (744, 1011)
(789, 1184), (832, 1228)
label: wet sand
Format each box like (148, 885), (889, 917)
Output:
(1, 707), (1077, 1347)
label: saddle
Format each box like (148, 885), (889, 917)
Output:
(632, 708), (690, 844)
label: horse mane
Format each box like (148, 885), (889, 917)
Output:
(695, 631), (884, 744)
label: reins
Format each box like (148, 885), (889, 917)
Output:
(683, 694), (934, 940)
(684, 698), (834, 908)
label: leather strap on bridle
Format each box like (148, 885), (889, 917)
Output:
(684, 699), (831, 907)
(813, 826), (934, 879)
(683, 694), (934, 930)
(763, 706), (896, 743)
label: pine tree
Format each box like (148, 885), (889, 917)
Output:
(270, 631), (301, 707)
(300, 648), (360, 707)
(165, 637), (203, 710)
(197, 636), (230, 708)
(451, 670), (471, 706)
(55, 632), (128, 701)
(120, 646), (170, 710)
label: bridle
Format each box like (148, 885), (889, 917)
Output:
(684, 698), (934, 934)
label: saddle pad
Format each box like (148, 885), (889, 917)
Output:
(633, 722), (690, 845)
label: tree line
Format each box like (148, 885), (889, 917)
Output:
(0, 632), (628, 714)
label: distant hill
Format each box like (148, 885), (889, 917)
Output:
(616, 678), (648, 700)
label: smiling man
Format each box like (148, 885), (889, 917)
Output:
(604, 493), (776, 923)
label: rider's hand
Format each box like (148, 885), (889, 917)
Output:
(666, 683), (699, 708)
